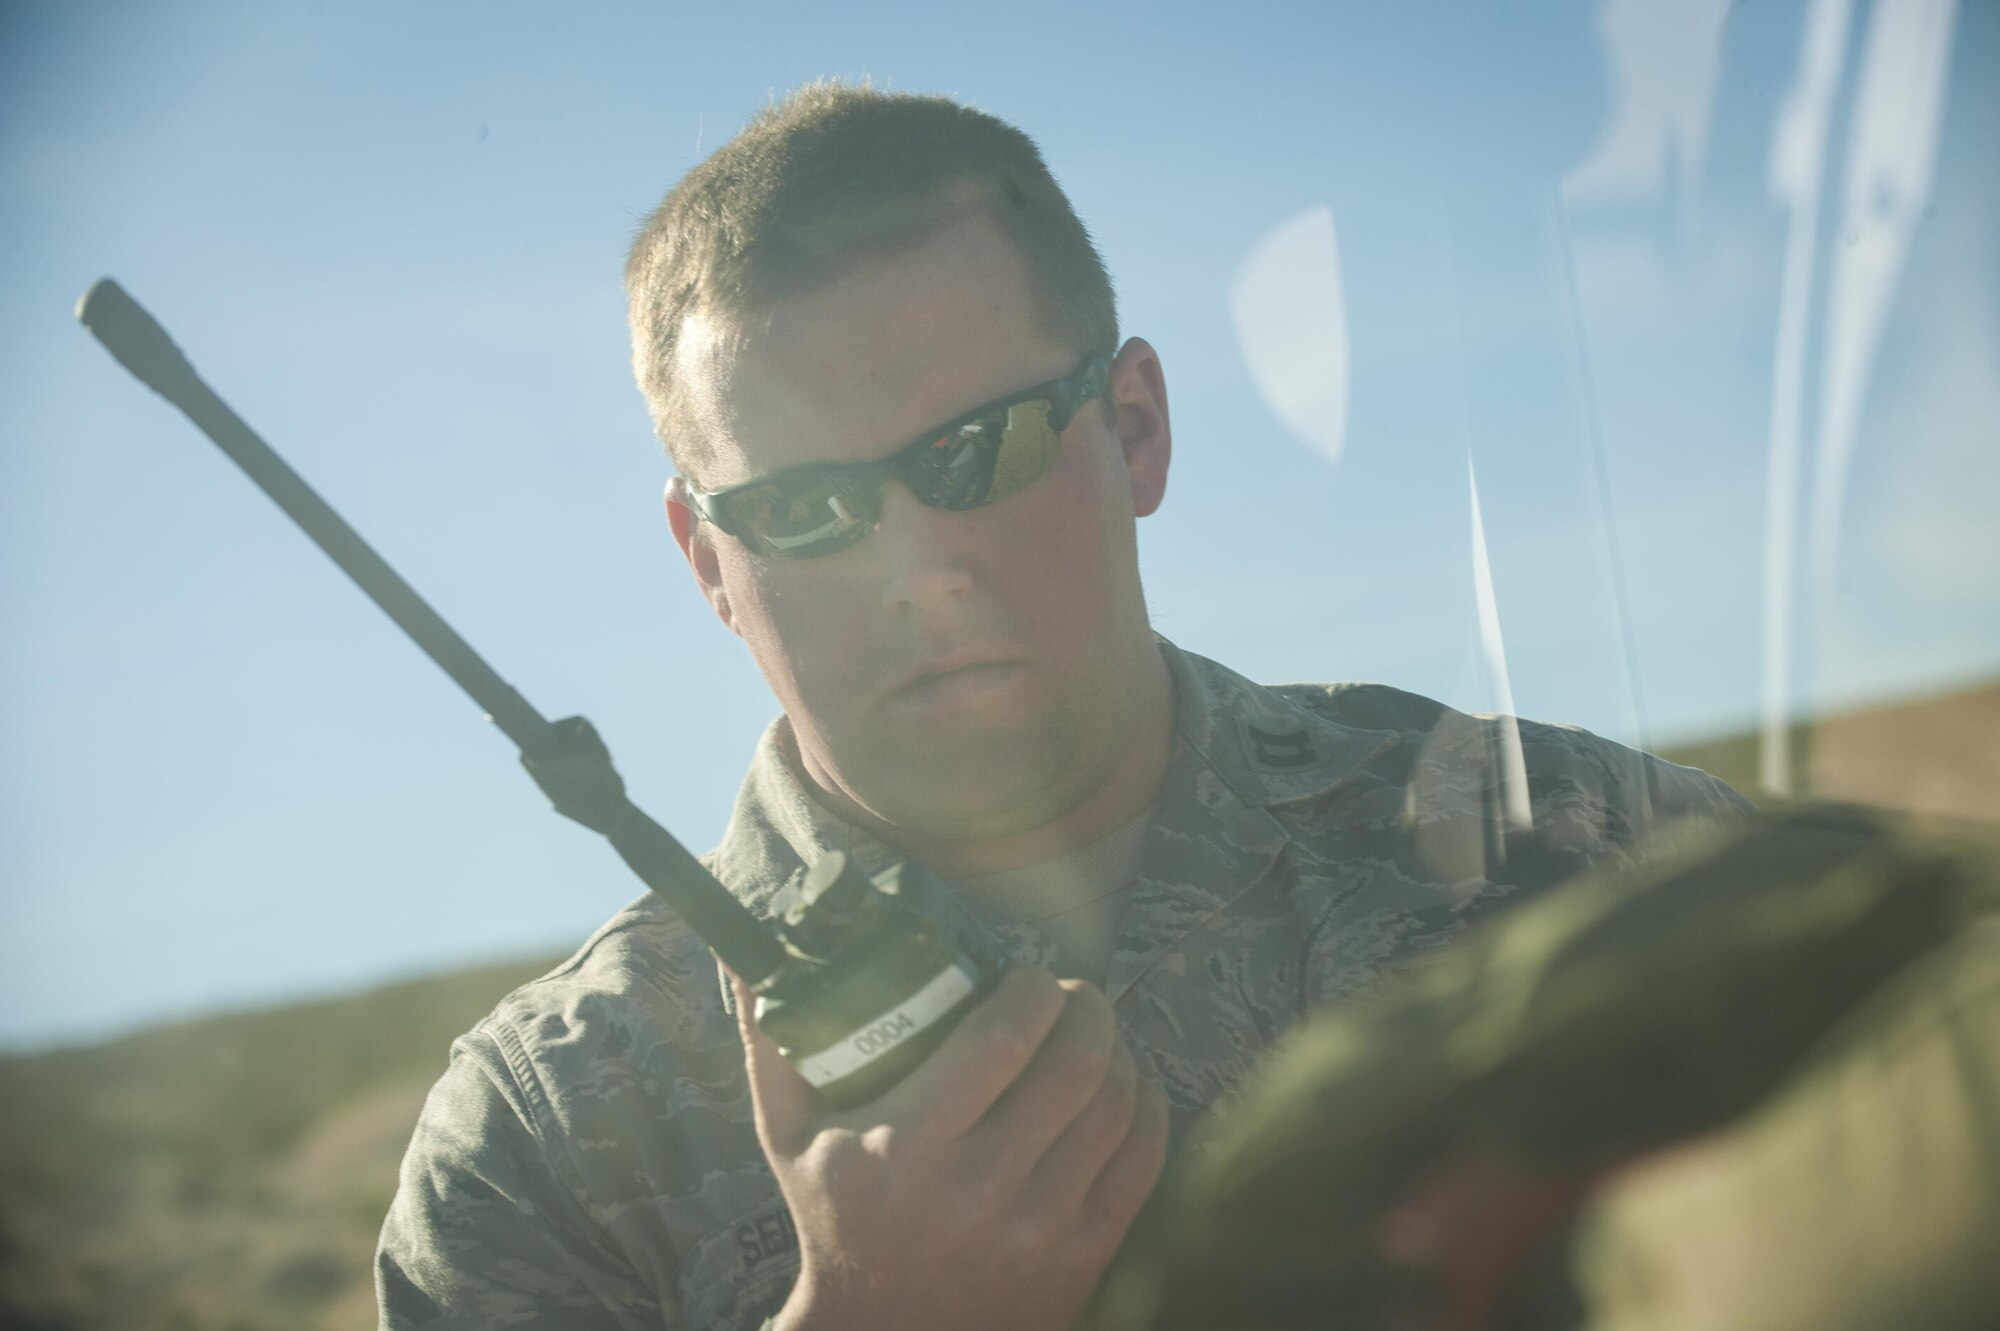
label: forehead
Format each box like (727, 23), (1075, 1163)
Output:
(680, 216), (1073, 488)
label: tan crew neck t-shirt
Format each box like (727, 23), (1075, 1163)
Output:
(945, 810), (1151, 989)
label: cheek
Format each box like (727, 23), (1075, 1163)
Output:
(1004, 443), (1138, 616)
(721, 553), (880, 714)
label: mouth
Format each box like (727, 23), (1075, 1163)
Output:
(887, 659), (1021, 709)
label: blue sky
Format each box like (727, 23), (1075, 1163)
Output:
(4, 0), (1995, 1048)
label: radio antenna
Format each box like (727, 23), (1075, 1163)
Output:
(76, 278), (786, 984)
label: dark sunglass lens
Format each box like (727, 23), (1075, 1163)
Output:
(912, 419), (999, 510)
(731, 476), (877, 558)
(984, 398), (1061, 503)
(910, 399), (1062, 511)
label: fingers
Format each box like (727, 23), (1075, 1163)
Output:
(867, 967), (1068, 1139)
(1014, 1037), (1141, 1218)
(732, 973), (821, 1157)
(734, 950), (1171, 1328)
(1080, 1075), (1170, 1243)
(970, 979), (1120, 1165)
(738, 957), (1166, 1254)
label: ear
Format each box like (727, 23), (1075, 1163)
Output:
(1109, 337), (1171, 517)
(666, 476), (737, 634)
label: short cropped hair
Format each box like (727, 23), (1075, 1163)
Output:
(625, 82), (1119, 476)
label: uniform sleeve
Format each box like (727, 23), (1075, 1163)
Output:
(1627, 748), (1757, 829)
(376, 1029), (673, 1330)
(1521, 719), (1755, 858)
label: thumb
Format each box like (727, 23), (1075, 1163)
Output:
(731, 972), (821, 1157)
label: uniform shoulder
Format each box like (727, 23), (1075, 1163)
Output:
(1265, 680), (1457, 736)
(1264, 677), (1751, 830)
(382, 895), (740, 1328)
(464, 892), (740, 1098)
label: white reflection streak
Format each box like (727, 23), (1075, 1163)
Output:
(1229, 206), (1351, 462)
(1555, 198), (1655, 756)
(1810, 1), (1958, 614)
(1564, 0), (1733, 200)
(1761, 0), (1855, 796)
(1468, 458), (1533, 831)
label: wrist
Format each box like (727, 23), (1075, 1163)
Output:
(764, 1261), (854, 1331)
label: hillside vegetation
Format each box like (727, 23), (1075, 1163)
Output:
(0, 956), (562, 1330)
(1662, 674), (2000, 826)
(3, 679), (1992, 1329)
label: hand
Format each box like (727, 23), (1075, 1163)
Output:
(731, 967), (1170, 1331)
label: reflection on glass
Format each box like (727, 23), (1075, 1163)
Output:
(1230, 205), (1351, 463)
(1467, 457), (1533, 831)
(1227, 0), (1992, 824)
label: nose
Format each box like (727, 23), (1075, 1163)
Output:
(872, 482), (976, 614)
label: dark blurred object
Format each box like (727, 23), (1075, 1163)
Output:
(1093, 805), (2000, 1331)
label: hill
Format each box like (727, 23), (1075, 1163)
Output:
(2, 678), (1992, 1328)
(0, 956), (563, 1330)
(1662, 674), (2000, 824)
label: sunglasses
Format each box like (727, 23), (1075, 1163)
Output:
(684, 354), (1110, 559)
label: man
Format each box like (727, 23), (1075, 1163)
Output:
(377, 84), (1746, 1330)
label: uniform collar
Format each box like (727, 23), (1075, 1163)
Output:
(1098, 641), (1397, 1003)
(704, 720), (902, 923)
(1157, 638), (1397, 812)
(704, 638), (1397, 942)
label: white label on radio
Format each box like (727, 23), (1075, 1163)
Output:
(795, 965), (977, 1088)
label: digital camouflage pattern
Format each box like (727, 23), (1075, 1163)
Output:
(375, 641), (1748, 1329)
(1091, 805), (2000, 1331)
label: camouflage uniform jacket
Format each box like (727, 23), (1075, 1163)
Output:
(375, 640), (1748, 1329)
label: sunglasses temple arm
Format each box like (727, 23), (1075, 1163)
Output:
(76, 278), (788, 984)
